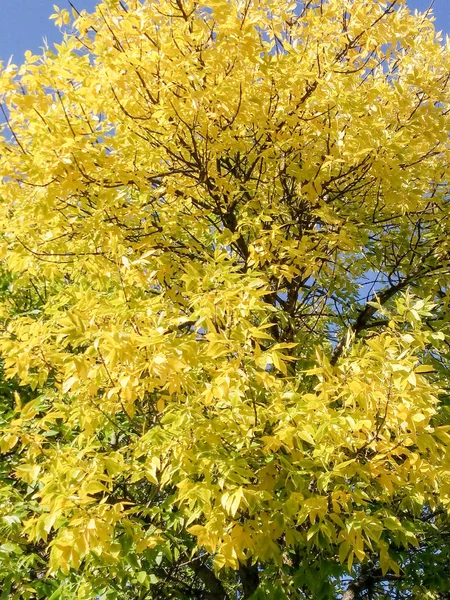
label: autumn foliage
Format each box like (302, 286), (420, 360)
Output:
(1, 0), (450, 598)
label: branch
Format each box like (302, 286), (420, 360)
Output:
(331, 257), (450, 366)
(330, 279), (408, 365)
(0, 103), (28, 155)
(342, 568), (403, 600)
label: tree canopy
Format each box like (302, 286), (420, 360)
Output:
(1, 0), (450, 598)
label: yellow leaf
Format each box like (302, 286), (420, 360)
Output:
(62, 375), (78, 394)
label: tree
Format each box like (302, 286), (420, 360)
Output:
(0, 0), (450, 597)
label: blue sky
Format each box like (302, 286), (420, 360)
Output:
(0, 0), (449, 65)
(0, 0), (97, 64)
(408, 0), (450, 33)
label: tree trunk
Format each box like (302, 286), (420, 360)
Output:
(239, 560), (260, 599)
(342, 582), (360, 600)
(193, 562), (229, 600)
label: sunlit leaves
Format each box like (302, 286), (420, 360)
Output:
(0, 0), (450, 598)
